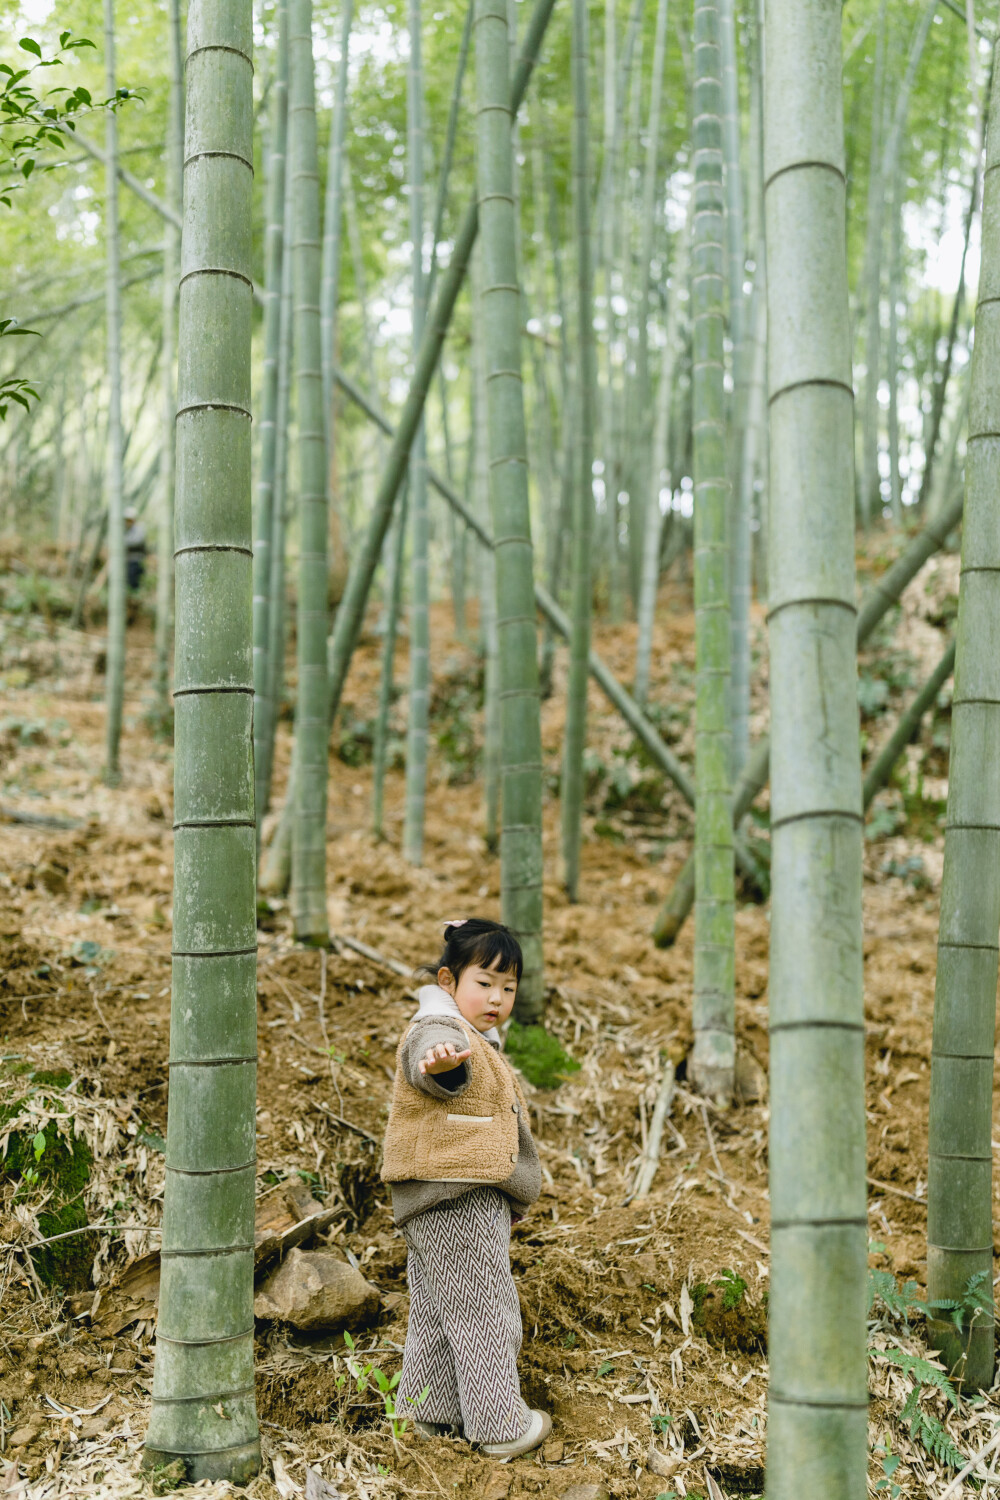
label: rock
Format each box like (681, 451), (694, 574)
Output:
(8, 1417), (43, 1449)
(79, 1415), (111, 1441)
(254, 1249), (380, 1332)
(36, 862), (68, 895)
(647, 1446), (678, 1477)
(481, 1472), (512, 1500)
(542, 1438), (565, 1463)
(562, 1350), (587, 1373)
(559, 1487), (610, 1500)
(735, 1048), (767, 1104)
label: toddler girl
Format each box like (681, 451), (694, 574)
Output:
(381, 918), (550, 1457)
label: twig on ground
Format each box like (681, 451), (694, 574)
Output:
(313, 1101), (379, 1145)
(316, 948), (345, 1114)
(0, 805), (82, 830)
(735, 1227), (768, 1255)
(939, 1425), (1000, 1498)
(2, 1222), (161, 1252)
(867, 1174), (925, 1205)
(332, 932), (413, 979)
(632, 1060), (677, 1200)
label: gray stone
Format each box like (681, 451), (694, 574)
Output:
(254, 1249), (380, 1332)
(558, 1487), (610, 1500)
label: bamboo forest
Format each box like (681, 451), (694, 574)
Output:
(4, 0), (1000, 1494)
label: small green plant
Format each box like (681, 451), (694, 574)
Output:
(714, 1268), (747, 1311)
(343, 1331), (427, 1439)
(867, 1257), (978, 1471)
(873, 1436), (902, 1498)
(504, 1022), (580, 1090)
(651, 1412), (672, 1435)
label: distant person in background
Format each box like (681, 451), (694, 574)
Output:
(124, 507), (147, 592)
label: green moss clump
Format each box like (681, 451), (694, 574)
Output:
(1, 1077), (95, 1290)
(690, 1269), (765, 1354)
(504, 1023), (581, 1090)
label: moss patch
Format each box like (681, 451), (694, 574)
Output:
(504, 1023), (580, 1090)
(691, 1270), (766, 1354)
(1, 1072), (95, 1290)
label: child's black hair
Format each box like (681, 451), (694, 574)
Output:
(418, 918), (523, 985)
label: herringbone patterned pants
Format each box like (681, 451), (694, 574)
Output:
(397, 1188), (530, 1444)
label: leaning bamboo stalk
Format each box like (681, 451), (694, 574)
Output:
(322, 0), (558, 735)
(927, 34), (1000, 1392)
(331, 362), (759, 897)
(862, 640), (956, 806)
(289, 0), (330, 945)
(653, 484), (969, 946)
(143, 0), (260, 1480)
(764, 1), (867, 1490)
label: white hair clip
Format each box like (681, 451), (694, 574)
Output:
(442, 918), (468, 932)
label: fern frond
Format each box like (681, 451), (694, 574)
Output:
(872, 1346), (960, 1410)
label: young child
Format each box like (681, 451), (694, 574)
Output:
(381, 918), (550, 1458)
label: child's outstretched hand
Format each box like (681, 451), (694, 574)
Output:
(419, 1041), (472, 1076)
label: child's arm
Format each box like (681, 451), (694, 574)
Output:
(400, 1020), (473, 1097)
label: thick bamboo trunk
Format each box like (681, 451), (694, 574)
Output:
(764, 4), (867, 1493)
(103, 0), (126, 783)
(253, 0), (289, 836)
(690, 0), (734, 1104)
(927, 37), (1000, 1392)
(403, 0), (431, 867)
(560, 0), (596, 902)
(473, 250), (501, 852)
(289, 0), (330, 944)
(143, 0), (260, 1481)
(153, 0), (184, 725)
(474, 0), (544, 1013)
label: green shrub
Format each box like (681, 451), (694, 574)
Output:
(504, 1023), (580, 1090)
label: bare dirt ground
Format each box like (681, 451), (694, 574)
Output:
(0, 541), (997, 1499)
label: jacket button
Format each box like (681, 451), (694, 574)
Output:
(511, 1102), (520, 1114)
(510, 1151), (518, 1164)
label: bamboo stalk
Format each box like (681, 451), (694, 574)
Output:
(474, 0), (545, 1015)
(403, 0), (431, 867)
(560, 0), (596, 903)
(253, 0), (289, 838)
(690, 0), (734, 1105)
(102, 0), (126, 784)
(863, 640), (955, 807)
(152, 0), (183, 726)
(927, 33), (1000, 1392)
(143, 0), (260, 1479)
(764, 3), (867, 1491)
(289, 0), (330, 945)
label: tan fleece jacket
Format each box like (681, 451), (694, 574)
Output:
(381, 988), (541, 1227)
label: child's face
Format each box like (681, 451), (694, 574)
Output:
(438, 959), (518, 1033)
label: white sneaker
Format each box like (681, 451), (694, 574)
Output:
(480, 1409), (552, 1458)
